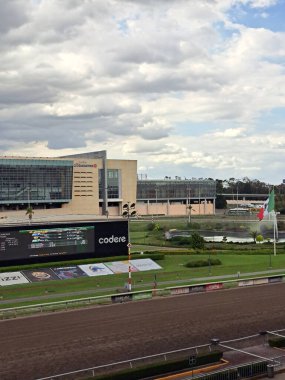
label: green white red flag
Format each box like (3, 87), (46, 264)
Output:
(257, 190), (275, 221)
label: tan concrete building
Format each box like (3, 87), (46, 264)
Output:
(0, 151), (137, 221)
(136, 179), (216, 217)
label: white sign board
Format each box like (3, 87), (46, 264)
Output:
(79, 263), (114, 277)
(105, 261), (138, 274)
(0, 271), (30, 286)
(131, 259), (162, 271)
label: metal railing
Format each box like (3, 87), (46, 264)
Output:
(33, 330), (285, 380)
(36, 343), (210, 380)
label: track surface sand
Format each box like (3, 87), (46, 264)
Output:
(1, 283), (284, 380)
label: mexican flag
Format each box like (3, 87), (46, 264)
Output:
(257, 190), (275, 221)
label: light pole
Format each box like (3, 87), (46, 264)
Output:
(187, 186), (191, 224)
(122, 202), (136, 292)
(26, 186), (33, 225)
(155, 185), (158, 218)
(27, 186), (30, 209)
(236, 181), (239, 210)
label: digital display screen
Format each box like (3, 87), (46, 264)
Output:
(0, 220), (128, 266)
(0, 226), (94, 261)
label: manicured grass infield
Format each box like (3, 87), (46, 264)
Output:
(1, 251), (285, 309)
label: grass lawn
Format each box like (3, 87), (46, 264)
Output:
(1, 251), (285, 309)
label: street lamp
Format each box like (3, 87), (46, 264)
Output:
(122, 202), (136, 292)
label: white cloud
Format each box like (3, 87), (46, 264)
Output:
(0, 0), (284, 183)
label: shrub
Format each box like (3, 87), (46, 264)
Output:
(146, 223), (156, 231)
(185, 258), (221, 268)
(93, 351), (223, 380)
(187, 222), (200, 230)
(256, 234), (264, 243)
(190, 232), (205, 249)
(268, 337), (285, 348)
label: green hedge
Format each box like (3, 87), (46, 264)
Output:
(92, 351), (223, 380)
(268, 337), (285, 348)
(185, 258), (222, 268)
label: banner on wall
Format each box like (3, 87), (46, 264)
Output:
(238, 279), (254, 287)
(253, 278), (268, 285)
(205, 283), (223, 291)
(189, 285), (205, 293)
(170, 287), (190, 295)
(268, 276), (283, 283)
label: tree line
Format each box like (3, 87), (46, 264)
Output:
(213, 177), (285, 212)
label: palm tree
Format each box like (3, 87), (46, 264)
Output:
(26, 206), (34, 222)
(250, 230), (258, 244)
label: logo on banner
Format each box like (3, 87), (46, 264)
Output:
(98, 235), (126, 244)
(0, 272), (29, 285)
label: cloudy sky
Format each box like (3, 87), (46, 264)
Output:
(1, 0), (285, 184)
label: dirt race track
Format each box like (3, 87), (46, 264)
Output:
(1, 283), (285, 380)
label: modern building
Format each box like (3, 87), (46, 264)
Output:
(136, 178), (216, 216)
(0, 151), (137, 219)
(0, 150), (216, 221)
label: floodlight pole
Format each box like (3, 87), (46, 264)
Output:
(127, 202), (132, 292)
(122, 201), (136, 292)
(123, 202), (136, 292)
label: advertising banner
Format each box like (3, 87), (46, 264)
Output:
(133, 292), (152, 300)
(111, 294), (133, 303)
(94, 220), (128, 257)
(189, 285), (205, 293)
(0, 271), (30, 286)
(23, 269), (60, 282)
(205, 283), (223, 291)
(268, 276), (283, 283)
(253, 278), (268, 285)
(238, 279), (254, 287)
(131, 259), (162, 271)
(105, 261), (138, 274)
(170, 287), (190, 295)
(52, 266), (87, 280)
(79, 263), (114, 277)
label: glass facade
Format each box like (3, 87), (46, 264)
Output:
(99, 169), (120, 199)
(0, 159), (73, 205)
(137, 179), (216, 201)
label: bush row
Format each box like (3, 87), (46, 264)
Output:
(268, 336), (285, 348)
(185, 258), (222, 268)
(93, 351), (223, 380)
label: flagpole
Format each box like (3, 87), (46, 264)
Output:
(273, 211), (279, 256)
(273, 212), (276, 256)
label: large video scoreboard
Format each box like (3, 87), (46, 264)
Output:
(0, 220), (128, 266)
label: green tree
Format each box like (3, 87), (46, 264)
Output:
(256, 234), (264, 243)
(190, 232), (205, 249)
(26, 206), (34, 222)
(250, 230), (258, 244)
